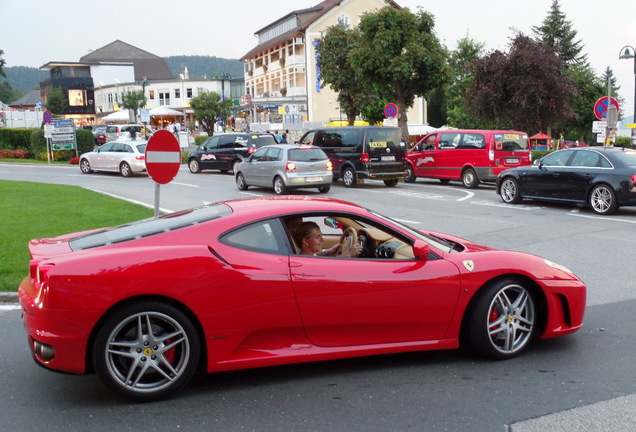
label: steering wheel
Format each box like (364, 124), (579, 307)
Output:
(341, 227), (358, 248)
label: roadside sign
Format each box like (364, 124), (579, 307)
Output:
(145, 130), (181, 185)
(627, 123), (636, 129)
(43, 110), (52, 124)
(593, 97), (620, 120)
(383, 118), (398, 127)
(592, 121), (606, 133)
(384, 103), (398, 119)
(50, 119), (76, 150)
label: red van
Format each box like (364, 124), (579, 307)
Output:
(404, 129), (531, 188)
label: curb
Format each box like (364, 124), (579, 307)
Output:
(0, 292), (19, 304)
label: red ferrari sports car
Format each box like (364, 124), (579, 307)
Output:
(19, 196), (586, 401)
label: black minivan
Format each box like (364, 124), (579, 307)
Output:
(297, 126), (407, 187)
(188, 133), (278, 174)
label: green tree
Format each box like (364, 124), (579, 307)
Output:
(351, 7), (449, 142)
(190, 91), (232, 136)
(121, 90), (146, 122)
(532, 0), (586, 65)
(0, 49), (6, 78)
(0, 81), (21, 104)
(442, 37), (487, 129)
(467, 34), (575, 134)
(45, 86), (68, 114)
(315, 22), (372, 125)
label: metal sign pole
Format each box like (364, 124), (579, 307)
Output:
(154, 183), (160, 217)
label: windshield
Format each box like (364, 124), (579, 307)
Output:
(369, 211), (455, 253)
(494, 133), (529, 151)
(70, 203), (232, 250)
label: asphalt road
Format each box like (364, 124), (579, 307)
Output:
(1, 162), (636, 431)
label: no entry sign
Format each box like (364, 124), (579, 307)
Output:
(145, 130), (181, 184)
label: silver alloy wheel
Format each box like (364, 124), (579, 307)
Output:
(80, 159), (92, 173)
(188, 159), (200, 173)
(342, 167), (356, 188)
(500, 177), (521, 204)
(486, 283), (535, 356)
(236, 173), (248, 190)
(274, 176), (287, 195)
(103, 311), (191, 396)
(462, 168), (478, 189)
(589, 184), (617, 215)
(120, 162), (132, 177)
(404, 165), (416, 183)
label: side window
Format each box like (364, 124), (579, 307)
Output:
(424, 134), (437, 150)
(569, 151), (599, 167)
(460, 133), (485, 149)
(122, 144), (133, 153)
(340, 130), (359, 148)
(250, 147), (268, 162)
(266, 147), (282, 161)
(111, 143), (125, 152)
(202, 137), (219, 150)
(323, 131), (345, 147)
(220, 135), (238, 149)
(221, 220), (285, 254)
(299, 131), (316, 145)
(440, 133), (461, 149)
(542, 151), (571, 167)
(100, 143), (114, 151)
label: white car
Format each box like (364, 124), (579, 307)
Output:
(235, 144), (333, 194)
(79, 139), (147, 177)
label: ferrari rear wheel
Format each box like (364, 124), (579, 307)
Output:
(93, 301), (201, 402)
(466, 278), (536, 359)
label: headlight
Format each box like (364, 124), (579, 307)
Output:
(543, 259), (573, 275)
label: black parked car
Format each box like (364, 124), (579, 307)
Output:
(188, 133), (278, 174)
(496, 147), (636, 215)
(297, 126), (407, 187)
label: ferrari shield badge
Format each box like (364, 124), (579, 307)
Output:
(462, 260), (475, 272)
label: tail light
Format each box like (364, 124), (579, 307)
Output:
(326, 160), (333, 171)
(136, 155), (145, 161)
(489, 149), (495, 161)
(361, 153), (370, 163)
(30, 262), (55, 306)
(248, 147), (257, 154)
(286, 162), (297, 172)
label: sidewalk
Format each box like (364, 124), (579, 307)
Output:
(0, 292), (19, 304)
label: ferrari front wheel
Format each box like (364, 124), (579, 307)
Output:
(93, 301), (201, 402)
(466, 278), (536, 359)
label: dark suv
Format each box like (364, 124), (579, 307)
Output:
(188, 133), (278, 174)
(297, 126), (407, 187)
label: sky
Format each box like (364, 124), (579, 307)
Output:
(1, 0), (635, 123)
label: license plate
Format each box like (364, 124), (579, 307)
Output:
(505, 158), (519, 164)
(305, 176), (323, 183)
(381, 155), (395, 161)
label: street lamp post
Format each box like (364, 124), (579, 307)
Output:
(619, 45), (636, 148)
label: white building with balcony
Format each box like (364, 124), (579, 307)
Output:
(240, 0), (426, 129)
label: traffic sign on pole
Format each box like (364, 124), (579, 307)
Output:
(145, 130), (181, 185)
(593, 97), (620, 120)
(384, 103), (398, 119)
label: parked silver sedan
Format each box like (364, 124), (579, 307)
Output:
(79, 139), (147, 177)
(235, 144), (333, 194)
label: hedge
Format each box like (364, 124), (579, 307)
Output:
(0, 128), (36, 151)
